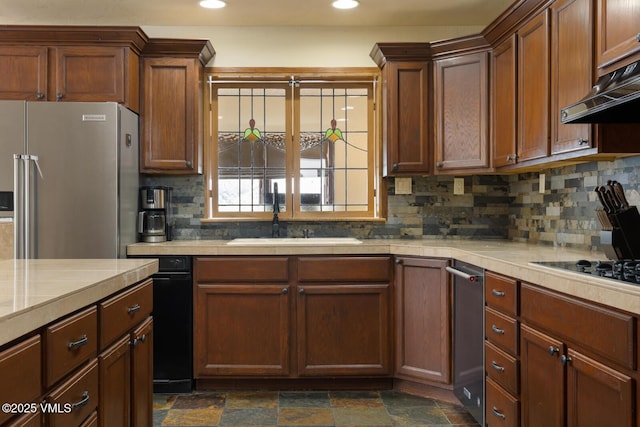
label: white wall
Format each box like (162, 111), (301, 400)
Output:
(141, 26), (482, 67)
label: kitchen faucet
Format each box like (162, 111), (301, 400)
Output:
(272, 182), (280, 237)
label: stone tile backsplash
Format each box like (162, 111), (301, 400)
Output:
(141, 154), (640, 252)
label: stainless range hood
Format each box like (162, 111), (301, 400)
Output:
(561, 60), (640, 124)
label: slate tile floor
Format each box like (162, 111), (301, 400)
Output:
(153, 390), (481, 426)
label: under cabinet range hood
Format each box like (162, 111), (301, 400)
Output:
(561, 60), (640, 124)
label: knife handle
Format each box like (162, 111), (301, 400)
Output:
(612, 181), (630, 208)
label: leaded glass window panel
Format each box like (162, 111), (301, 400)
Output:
(207, 72), (378, 220)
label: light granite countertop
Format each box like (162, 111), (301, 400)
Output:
(0, 258), (159, 347)
(128, 239), (640, 315)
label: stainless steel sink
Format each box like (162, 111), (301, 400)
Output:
(226, 237), (362, 245)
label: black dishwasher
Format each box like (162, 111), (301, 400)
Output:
(145, 255), (193, 393)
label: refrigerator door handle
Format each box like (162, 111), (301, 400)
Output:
(31, 155), (43, 179)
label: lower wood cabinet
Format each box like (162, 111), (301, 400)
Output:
(0, 277), (153, 427)
(393, 256), (451, 385)
(194, 255), (392, 380)
(297, 283), (390, 376)
(98, 280), (153, 427)
(195, 283), (291, 376)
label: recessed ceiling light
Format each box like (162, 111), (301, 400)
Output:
(200, 0), (226, 9)
(332, 0), (359, 10)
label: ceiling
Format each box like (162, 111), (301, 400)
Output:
(0, 0), (514, 27)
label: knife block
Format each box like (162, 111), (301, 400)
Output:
(601, 206), (640, 260)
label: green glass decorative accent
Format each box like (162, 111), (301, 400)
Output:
(243, 118), (263, 142)
(323, 119), (344, 143)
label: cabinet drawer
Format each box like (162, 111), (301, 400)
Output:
(5, 410), (42, 427)
(0, 335), (42, 425)
(486, 377), (519, 427)
(485, 272), (518, 316)
(298, 256), (392, 282)
(520, 283), (635, 369)
(45, 306), (98, 387)
(485, 307), (518, 355)
(99, 279), (152, 350)
(196, 257), (289, 282)
(485, 341), (519, 395)
(47, 358), (98, 427)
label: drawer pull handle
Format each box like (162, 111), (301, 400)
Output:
(127, 304), (141, 314)
(71, 391), (90, 411)
(68, 335), (88, 350)
(491, 361), (505, 372)
(492, 289), (505, 297)
(491, 325), (505, 335)
(492, 406), (506, 420)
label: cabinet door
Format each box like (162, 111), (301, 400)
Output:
(434, 52), (489, 172)
(520, 325), (564, 427)
(140, 57), (200, 174)
(99, 336), (131, 427)
(131, 317), (153, 427)
(551, 0), (593, 154)
(297, 283), (391, 376)
(566, 348), (634, 427)
(491, 36), (517, 168)
(53, 46), (125, 103)
(382, 61), (431, 176)
(0, 46), (47, 100)
(517, 10), (550, 162)
(195, 284), (291, 376)
(596, 0), (640, 73)
(394, 257), (451, 384)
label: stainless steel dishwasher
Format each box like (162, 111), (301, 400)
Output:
(447, 260), (484, 426)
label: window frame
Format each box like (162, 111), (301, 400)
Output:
(203, 68), (383, 222)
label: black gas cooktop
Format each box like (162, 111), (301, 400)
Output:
(531, 260), (640, 285)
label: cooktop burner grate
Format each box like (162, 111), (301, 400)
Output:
(531, 260), (640, 285)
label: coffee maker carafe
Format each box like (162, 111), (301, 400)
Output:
(138, 186), (171, 242)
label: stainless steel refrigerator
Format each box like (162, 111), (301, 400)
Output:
(0, 101), (139, 259)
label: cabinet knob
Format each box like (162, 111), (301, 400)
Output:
(560, 354), (572, 365)
(36, 93), (45, 100)
(395, 258), (403, 265)
(56, 93), (63, 101)
(435, 162), (443, 168)
(282, 288), (288, 294)
(562, 110), (568, 119)
(299, 288), (305, 295)
(548, 346), (560, 356)
(186, 161), (192, 168)
(392, 163), (399, 171)
(578, 138), (588, 145)
(506, 155), (512, 162)
(636, 33), (640, 43)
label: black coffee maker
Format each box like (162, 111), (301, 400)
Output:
(138, 186), (172, 242)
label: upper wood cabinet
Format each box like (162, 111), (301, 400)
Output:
(550, 0), (593, 155)
(434, 51), (490, 173)
(140, 39), (215, 175)
(370, 43), (432, 176)
(491, 35), (518, 169)
(517, 9), (551, 163)
(596, 0), (640, 74)
(0, 27), (146, 112)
